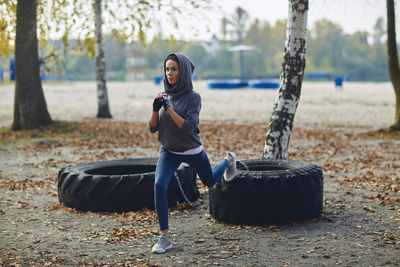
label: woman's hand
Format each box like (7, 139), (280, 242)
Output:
(149, 93), (166, 128)
(152, 93), (184, 129)
(153, 93), (167, 112)
(161, 95), (171, 110)
(153, 98), (163, 112)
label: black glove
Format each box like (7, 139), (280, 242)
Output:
(162, 95), (171, 110)
(153, 97), (163, 112)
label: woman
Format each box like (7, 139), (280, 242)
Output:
(147, 53), (236, 254)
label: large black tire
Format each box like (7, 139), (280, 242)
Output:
(58, 158), (199, 212)
(209, 159), (323, 226)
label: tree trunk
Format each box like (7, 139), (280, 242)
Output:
(95, 0), (112, 118)
(262, 0), (308, 159)
(387, 0), (400, 130)
(12, 0), (52, 130)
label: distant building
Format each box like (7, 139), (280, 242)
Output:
(125, 45), (147, 81)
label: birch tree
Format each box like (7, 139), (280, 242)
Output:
(0, 0), (211, 129)
(94, 0), (111, 118)
(262, 0), (308, 159)
(386, 0), (400, 130)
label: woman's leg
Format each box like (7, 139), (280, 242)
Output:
(154, 147), (181, 231)
(186, 150), (229, 187)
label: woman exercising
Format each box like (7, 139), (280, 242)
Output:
(147, 52), (236, 254)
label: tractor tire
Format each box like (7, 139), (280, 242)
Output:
(58, 158), (199, 212)
(209, 159), (323, 226)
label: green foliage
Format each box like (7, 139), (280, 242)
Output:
(66, 51), (95, 80)
(0, 0), (211, 58)
(181, 43), (209, 68)
(0, 0), (17, 57)
(244, 19), (286, 78)
(62, 36), (128, 81)
(60, 14), (391, 82)
(104, 39), (126, 72)
(1, 1), (391, 82)
(143, 37), (181, 70)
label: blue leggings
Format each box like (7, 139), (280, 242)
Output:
(155, 146), (228, 230)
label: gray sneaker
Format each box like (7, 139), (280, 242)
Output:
(224, 152), (237, 182)
(152, 234), (173, 254)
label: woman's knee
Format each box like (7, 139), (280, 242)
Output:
(154, 178), (168, 193)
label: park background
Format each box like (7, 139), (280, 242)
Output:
(1, 0), (399, 266)
(0, 0), (397, 83)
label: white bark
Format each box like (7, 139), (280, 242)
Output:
(95, 0), (112, 118)
(262, 0), (308, 159)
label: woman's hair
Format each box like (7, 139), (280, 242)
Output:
(165, 54), (179, 69)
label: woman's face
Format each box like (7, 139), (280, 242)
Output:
(165, 59), (179, 86)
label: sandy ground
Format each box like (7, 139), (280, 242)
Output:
(0, 81), (396, 127)
(0, 81), (399, 266)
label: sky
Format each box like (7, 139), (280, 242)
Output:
(155, 0), (399, 41)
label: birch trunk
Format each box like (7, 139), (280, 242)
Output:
(386, 0), (400, 130)
(12, 0), (52, 130)
(262, 0), (308, 159)
(95, 0), (112, 118)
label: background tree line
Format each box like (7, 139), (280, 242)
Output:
(34, 16), (393, 82)
(1, 1), (398, 131)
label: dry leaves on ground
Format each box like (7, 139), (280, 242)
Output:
(1, 119), (399, 203)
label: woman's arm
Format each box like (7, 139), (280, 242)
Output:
(166, 106), (184, 129)
(147, 93), (166, 131)
(163, 93), (201, 134)
(148, 110), (159, 128)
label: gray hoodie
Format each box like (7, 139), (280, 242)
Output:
(148, 53), (202, 152)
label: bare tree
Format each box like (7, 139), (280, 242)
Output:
(230, 7), (250, 44)
(220, 17), (229, 41)
(262, 0), (308, 159)
(386, 0), (400, 130)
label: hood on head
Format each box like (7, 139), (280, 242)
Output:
(163, 53), (195, 97)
